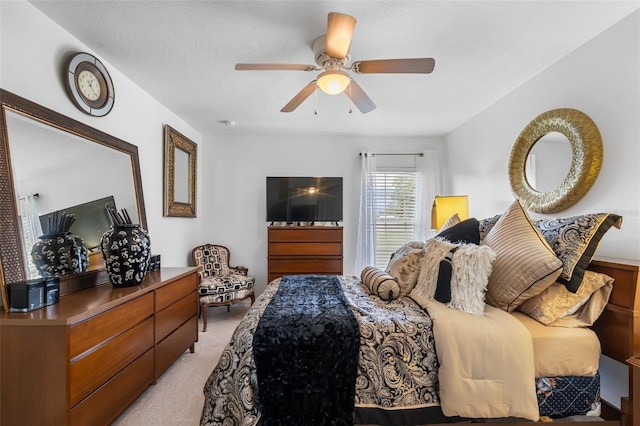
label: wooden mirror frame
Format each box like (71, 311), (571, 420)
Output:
(509, 108), (603, 213)
(163, 125), (197, 217)
(0, 89), (147, 308)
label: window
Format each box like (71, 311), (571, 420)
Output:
(20, 215), (41, 279)
(355, 151), (439, 276)
(371, 169), (418, 269)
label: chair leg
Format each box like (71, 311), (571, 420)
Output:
(202, 303), (209, 332)
(227, 305), (230, 312)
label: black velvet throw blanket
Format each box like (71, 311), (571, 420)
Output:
(253, 275), (360, 426)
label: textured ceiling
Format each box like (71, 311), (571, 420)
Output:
(29, 0), (640, 138)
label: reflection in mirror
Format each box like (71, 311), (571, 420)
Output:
(525, 131), (573, 193)
(173, 147), (190, 203)
(6, 111), (140, 279)
(0, 89), (147, 306)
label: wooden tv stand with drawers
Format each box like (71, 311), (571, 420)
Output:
(0, 267), (198, 426)
(267, 226), (343, 282)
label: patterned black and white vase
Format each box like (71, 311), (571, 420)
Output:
(100, 224), (151, 288)
(31, 232), (88, 278)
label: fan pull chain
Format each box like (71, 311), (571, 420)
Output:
(348, 80), (353, 114)
(314, 85), (318, 115)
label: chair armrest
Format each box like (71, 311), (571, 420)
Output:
(231, 266), (248, 276)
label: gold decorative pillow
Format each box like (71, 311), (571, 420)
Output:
(483, 201), (563, 312)
(386, 243), (425, 296)
(361, 266), (400, 301)
(518, 271), (614, 326)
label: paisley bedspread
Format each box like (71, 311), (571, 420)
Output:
(200, 275), (440, 426)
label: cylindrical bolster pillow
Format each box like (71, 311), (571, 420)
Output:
(361, 266), (400, 301)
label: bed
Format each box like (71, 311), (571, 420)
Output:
(200, 203), (639, 426)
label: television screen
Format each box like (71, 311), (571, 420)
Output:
(266, 177), (343, 223)
(39, 196), (116, 251)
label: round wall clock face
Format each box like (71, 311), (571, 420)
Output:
(65, 52), (115, 117)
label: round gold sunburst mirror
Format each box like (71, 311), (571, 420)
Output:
(509, 108), (602, 213)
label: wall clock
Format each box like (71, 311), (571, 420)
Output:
(65, 52), (115, 117)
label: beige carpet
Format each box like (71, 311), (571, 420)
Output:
(113, 301), (250, 426)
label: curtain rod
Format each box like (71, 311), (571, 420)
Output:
(359, 152), (423, 157)
(19, 193), (39, 201)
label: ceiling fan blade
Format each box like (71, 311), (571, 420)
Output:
(326, 12), (356, 59)
(352, 58), (436, 74)
(235, 63), (317, 71)
(345, 79), (376, 114)
(281, 80), (317, 112)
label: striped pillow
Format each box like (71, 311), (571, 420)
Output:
(439, 213), (461, 232)
(361, 266), (401, 301)
(483, 201), (563, 312)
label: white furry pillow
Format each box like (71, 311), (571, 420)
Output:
(412, 238), (496, 315)
(361, 266), (400, 301)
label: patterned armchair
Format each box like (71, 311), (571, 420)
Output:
(191, 244), (255, 332)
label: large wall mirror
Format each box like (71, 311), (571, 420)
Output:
(509, 108), (603, 213)
(0, 89), (147, 308)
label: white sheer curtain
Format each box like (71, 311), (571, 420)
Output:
(19, 193), (43, 278)
(415, 150), (442, 240)
(354, 152), (377, 275)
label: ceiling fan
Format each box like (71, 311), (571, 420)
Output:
(235, 12), (435, 114)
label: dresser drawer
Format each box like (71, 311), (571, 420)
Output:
(268, 259), (343, 274)
(156, 315), (198, 378)
(70, 317), (154, 406)
(155, 273), (197, 312)
(269, 242), (342, 256)
(268, 228), (342, 242)
(69, 292), (153, 359)
(156, 291), (197, 343)
(70, 348), (154, 426)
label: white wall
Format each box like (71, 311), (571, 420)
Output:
(446, 11), (640, 262)
(0, 1), (447, 287)
(445, 10), (640, 409)
(199, 134), (445, 295)
(0, 0), (203, 267)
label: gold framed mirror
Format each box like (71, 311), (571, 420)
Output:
(163, 125), (197, 217)
(509, 108), (602, 213)
(0, 89), (147, 309)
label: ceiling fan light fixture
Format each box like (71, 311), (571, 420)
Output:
(317, 70), (351, 95)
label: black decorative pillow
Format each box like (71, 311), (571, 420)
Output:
(436, 217), (480, 245)
(361, 266), (400, 301)
(535, 213), (622, 293)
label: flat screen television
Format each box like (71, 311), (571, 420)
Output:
(266, 177), (343, 223)
(39, 195), (116, 251)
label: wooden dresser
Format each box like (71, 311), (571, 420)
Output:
(267, 226), (343, 282)
(0, 267), (198, 426)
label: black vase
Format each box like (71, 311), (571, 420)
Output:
(100, 224), (151, 288)
(31, 232), (88, 278)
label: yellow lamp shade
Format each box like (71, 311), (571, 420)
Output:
(317, 70), (351, 95)
(431, 195), (469, 231)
